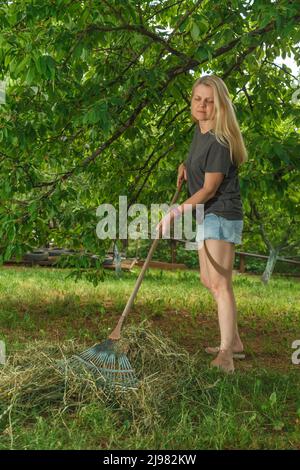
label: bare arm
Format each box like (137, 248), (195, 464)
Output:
(157, 172), (224, 236)
(180, 172), (224, 210)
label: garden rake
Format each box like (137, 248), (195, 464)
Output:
(70, 183), (183, 390)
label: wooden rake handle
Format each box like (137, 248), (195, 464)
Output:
(109, 182), (183, 340)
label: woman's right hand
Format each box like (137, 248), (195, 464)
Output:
(177, 163), (187, 188)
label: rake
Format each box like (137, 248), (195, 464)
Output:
(70, 184), (183, 390)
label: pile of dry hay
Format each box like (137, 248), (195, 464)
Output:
(0, 323), (210, 426)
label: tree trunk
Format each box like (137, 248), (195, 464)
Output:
(261, 248), (279, 284)
(121, 238), (128, 257)
(113, 241), (122, 277)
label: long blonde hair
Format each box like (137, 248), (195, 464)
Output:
(191, 75), (248, 166)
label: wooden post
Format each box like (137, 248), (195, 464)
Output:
(239, 253), (245, 273)
(135, 238), (140, 259)
(171, 239), (177, 264)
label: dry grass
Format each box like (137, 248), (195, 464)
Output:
(0, 323), (207, 425)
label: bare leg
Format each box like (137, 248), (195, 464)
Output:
(201, 239), (240, 372)
(230, 287), (243, 351)
(199, 241), (243, 350)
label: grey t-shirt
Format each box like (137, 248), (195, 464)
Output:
(185, 125), (243, 220)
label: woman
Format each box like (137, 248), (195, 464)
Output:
(158, 75), (247, 373)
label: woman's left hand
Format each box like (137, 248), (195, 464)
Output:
(156, 206), (183, 237)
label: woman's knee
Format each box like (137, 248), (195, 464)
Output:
(200, 273), (211, 290)
(210, 281), (233, 298)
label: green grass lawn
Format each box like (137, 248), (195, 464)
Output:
(0, 265), (299, 450)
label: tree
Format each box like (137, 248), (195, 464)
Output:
(237, 65), (300, 282)
(0, 0), (299, 283)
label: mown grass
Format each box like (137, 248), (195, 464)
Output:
(0, 266), (299, 450)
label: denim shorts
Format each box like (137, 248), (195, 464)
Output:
(195, 213), (243, 245)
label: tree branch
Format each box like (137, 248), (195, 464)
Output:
(264, 59), (299, 82)
(83, 23), (188, 60)
(30, 9), (300, 202)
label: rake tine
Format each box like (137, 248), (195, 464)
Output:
(108, 354), (115, 371)
(121, 355), (133, 370)
(70, 343), (139, 390)
(103, 354), (113, 370)
(93, 355), (104, 369)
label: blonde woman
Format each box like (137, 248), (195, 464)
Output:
(157, 75), (247, 373)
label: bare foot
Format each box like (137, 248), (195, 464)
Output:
(210, 349), (235, 373)
(205, 346), (245, 359)
(232, 339), (244, 352)
(205, 335), (244, 358)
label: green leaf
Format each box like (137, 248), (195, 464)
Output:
(259, 12), (274, 29)
(3, 244), (14, 261)
(6, 224), (16, 242)
(15, 56), (29, 75)
(25, 61), (36, 84)
(194, 47), (208, 61)
(191, 22), (200, 41)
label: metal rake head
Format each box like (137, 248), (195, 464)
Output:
(70, 339), (139, 390)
